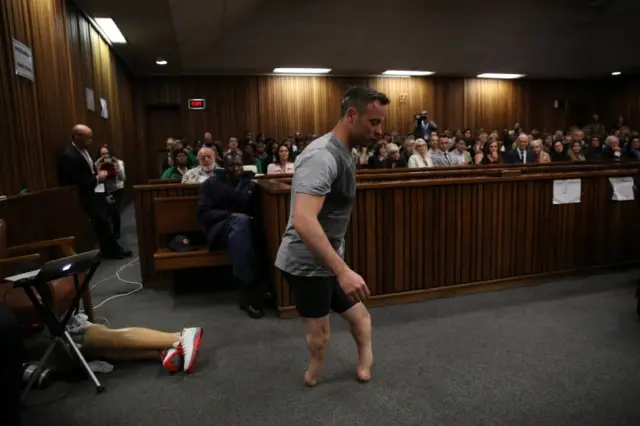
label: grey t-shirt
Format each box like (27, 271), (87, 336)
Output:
(275, 132), (356, 276)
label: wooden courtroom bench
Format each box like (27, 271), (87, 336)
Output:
(149, 178), (181, 184)
(153, 196), (230, 272)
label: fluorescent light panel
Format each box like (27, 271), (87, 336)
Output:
(95, 18), (127, 44)
(612, 71), (621, 76)
(273, 68), (331, 74)
(156, 59), (168, 65)
(477, 73), (525, 79)
(382, 70), (434, 76)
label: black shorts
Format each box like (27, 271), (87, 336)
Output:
(282, 272), (354, 318)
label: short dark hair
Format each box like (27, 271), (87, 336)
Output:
(340, 86), (390, 117)
(224, 151), (242, 165)
(172, 148), (188, 163)
(95, 144), (113, 159)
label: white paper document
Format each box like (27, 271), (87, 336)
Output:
(553, 179), (581, 205)
(85, 87), (95, 111)
(609, 177), (635, 201)
(95, 183), (105, 193)
(100, 98), (108, 119)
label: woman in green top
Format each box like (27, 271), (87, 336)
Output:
(161, 148), (191, 179)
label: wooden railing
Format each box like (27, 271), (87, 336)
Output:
(257, 164), (640, 317)
(133, 163), (640, 315)
(0, 186), (95, 254)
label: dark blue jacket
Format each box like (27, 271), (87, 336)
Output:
(504, 149), (537, 164)
(197, 168), (255, 247)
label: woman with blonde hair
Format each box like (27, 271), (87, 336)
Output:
(407, 138), (433, 168)
(530, 140), (551, 163)
(383, 143), (406, 168)
(568, 140), (586, 161)
(355, 145), (370, 168)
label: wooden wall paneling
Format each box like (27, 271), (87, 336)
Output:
(375, 187), (385, 294)
(364, 191), (376, 294)
(482, 182), (495, 281)
(354, 190), (365, 289)
(0, 187), (95, 252)
(258, 76), (320, 139)
(140, 74), (637, 159)
(2, 0), (38, 194)
(601, 78), (640, 129)
(381, 189), (395, 294)
(391, 188), (404, 292)
(432, 78), (465, 131)
(0, 0), (137, 194)
(31, 0), (63, 188)
(0, 1), (19, 195)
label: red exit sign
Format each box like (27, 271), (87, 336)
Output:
(188, 99), (206, 110)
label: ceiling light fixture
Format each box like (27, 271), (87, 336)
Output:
(94, 18), (127, 44)
(382, 70), (435, 76)
(156, 58), (168, 65)
(273, 68), (331, 74)
(611, 71), (621, 76)
(477, 73), (525, 79)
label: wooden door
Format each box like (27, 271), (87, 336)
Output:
(146, 105), (181, 179)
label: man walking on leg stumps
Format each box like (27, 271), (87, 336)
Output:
(275, 86), (389, 386)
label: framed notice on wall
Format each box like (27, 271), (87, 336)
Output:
(100, 98), (108, 119)
(85, 88), (95, 111)
(12, 39), (34, 81)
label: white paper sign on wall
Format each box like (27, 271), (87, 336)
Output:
(609, 177), (635, 201)
(553, 179), (581, 204)
(100, 98), (108, 119)
(12, 39), (34, 81)
(85, 88), (95, 111)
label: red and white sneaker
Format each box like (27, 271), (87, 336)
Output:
(180, 327), (203, 374)
(161, 344), (183, 373)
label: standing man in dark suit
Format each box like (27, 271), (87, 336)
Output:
(505, 133), (537, 164)
(58, 124), (131, 259)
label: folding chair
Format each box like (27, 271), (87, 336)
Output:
(5, 250), (105, 400)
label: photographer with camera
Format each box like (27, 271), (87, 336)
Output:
(413, 110), (438, 139)
(95, 146), (126, 239)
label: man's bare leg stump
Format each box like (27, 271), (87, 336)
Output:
(341, 303), (373, 382)
(303, 316), (330, 387)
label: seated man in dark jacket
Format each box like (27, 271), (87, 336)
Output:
(197, 152), (265, 319)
